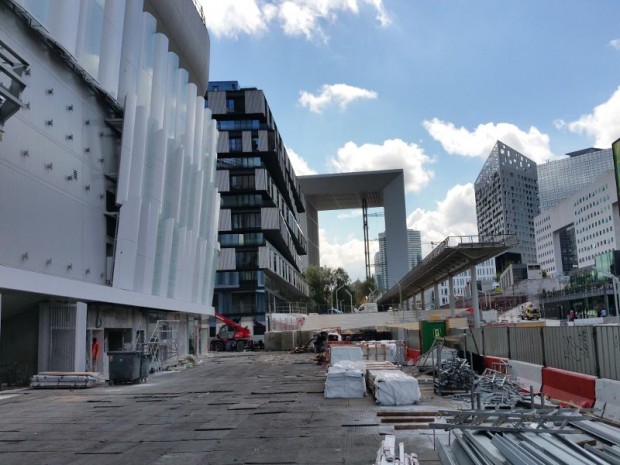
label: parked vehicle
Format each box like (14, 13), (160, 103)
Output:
(209, 313), (254, 351)
(356, 303), (378, 313)
(520, 302), (541, 320)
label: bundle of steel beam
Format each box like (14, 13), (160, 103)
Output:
(471, 369), (524, 409)
(432, 408), (620, 464)
(434, 353), (475, 394)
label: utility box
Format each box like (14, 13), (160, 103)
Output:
(108, 351), (144, 385)
(420, 321), (446, 353)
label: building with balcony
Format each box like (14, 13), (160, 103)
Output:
(206, 81), (308, 334)
(0, 0), (219, 381)
(475, 141), (540, 270)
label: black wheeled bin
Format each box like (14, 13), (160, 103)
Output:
(108, 351), (142, 385)
(139, 353), (150, 382)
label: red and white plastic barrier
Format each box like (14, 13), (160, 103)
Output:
(542, 367), (596, 408)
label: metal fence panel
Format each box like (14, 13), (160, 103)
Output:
(509, 327), (544, 366)
(464, 328), (483, 355)
(404, 329), (420, 350)
(544, 326), (597, 376)
(596, 326), (620, 381)
(483, 327), (509, 357)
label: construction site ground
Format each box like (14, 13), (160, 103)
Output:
(0, 351), (467, 465)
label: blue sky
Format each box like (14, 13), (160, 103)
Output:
(198, 0), (620, 281)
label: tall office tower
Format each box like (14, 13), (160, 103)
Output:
(375, 229), (421, 292)
(475, 141), (540, 269)
(0, 0), (219, 378)
(206, 81), (308, 331)
(538, 148), (613, 212)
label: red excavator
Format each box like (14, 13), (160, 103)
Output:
(209, 313), (253, 351)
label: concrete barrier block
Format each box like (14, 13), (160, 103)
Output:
(542, 367), (596, 408)
(264, 331), (282, 351)
(508, 360), (543, 393)
(595, 378), (620, 422)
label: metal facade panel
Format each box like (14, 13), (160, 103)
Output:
(255, 168), (267, 191)
(242, 131), (251, 152)
(244, 90), (265, 115)
(596, 326), (620, 380)
(258, 246), (270, 269)
(258, 130), (268, 151)
(509, 327), (544, 365)
(217, 248), (235, 270)
(207, 91), (226, 114)
(261, 208), (279, 229)
(482, 326), (509, 357)
(217, 130), (229, 153)
(215, 170), (229, 191)
(218, 209), (231, 231)
(544, 326), (597, 376)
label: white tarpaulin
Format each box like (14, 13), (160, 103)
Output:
(324, 361), (366, 398)
(329, 346), (364, 366)
(369, 370), (420, 405)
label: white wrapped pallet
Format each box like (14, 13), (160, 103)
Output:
(329, 346), (364, 366)
(324, 361), (366, 399)
(369, 370), (420, 406)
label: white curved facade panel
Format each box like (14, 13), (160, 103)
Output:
(3, 0), (219, 310)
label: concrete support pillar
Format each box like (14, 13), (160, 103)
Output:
(448, 276), (456, 317)
(75, 302), (87, 372)
(200, 315), (210, 354)
(434, 283), (440, 309)
(0, 293), (2, 350)
(421, 291), (426, 313)
(471, 265), (481, 328)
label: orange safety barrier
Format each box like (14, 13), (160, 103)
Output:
(483, 356), (509, 373)
(542, 367), (596, 408)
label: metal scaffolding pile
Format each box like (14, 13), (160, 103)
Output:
(434, 353), (476, 394)
(431, 408), (620, 464)
(471, 369), (524, 409)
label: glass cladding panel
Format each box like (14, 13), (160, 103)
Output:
(24, 0), (50, 24)
(81, 0), (105, 77)
(175, 69), (189, 140)
(165, 53), (180, 138)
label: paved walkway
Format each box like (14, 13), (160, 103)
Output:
(0, 352), (464, 464)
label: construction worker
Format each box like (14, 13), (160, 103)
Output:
(91, 337), (100, 371)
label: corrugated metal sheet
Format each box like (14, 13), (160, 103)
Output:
(544, 326), (597, 376)
(255, 168), (267, 191)
(258, 246), (270, 269)
(261, 207), (279, 229)
(216, 130), (229, 152)
(596, 326), (620, 380)
(217, 248), (235, 270)
(258, 130), (268, 151)
(509, 326), (544, 365)
(244, 90), (265, 115)
(483, 326), (509, 357)
(215, 170), (229, 191)
(218, 209), (231, 231)
(464, 328), (483, 355)
(207, 91), (226, 114)
(48, 305), (76, 372)
(242, 131), (251, 152)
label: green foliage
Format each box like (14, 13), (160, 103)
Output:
(303, 265), (351, 308)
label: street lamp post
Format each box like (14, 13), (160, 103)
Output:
(345, 290), (353, 313)
(333, 284), (346, 311)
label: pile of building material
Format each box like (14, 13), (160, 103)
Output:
(324, 360), (366, 398)
(434, 353), (475, 394)
(31, 372), (104, 389)
(432, 407), (620, 464)
(361, 340), (405, 365)
(472, 369), (524, 409)
(367, 369), (421, 406)
(324, 346), (366, 398)
(375, 434), (420, 465)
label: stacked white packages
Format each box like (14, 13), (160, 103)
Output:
(324, 360), (367, 398)
(369, 370), (421, 405)
(329, 346), (364, 366)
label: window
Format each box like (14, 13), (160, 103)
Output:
(229, 137), (242, 152)
(230, 174), (254, 190)
(226, 99), (235, 112)
(236, 250), (258, 269)
(232, 212), (261, 229)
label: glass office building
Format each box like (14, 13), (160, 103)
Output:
(538, 148), (613, 212)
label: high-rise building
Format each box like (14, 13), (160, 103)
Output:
(538, 148), (612, 212)
(0, 0), (219, 378)
(206, 81), (308, 332)
(535, 169), (620, 277)
(475, 141), (540, 269)
(374, 229), (421, 292)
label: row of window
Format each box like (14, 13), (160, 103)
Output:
(219, 232), (265, 248)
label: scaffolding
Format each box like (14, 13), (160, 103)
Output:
(145, 320), (181, 371)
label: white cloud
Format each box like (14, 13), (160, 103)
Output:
(407, 183), (478, 256)
(318, 229), (378, 281)
(299, 84), (378, 113)
(197, 0), (267, 38)
(286, 147), (317, 175)
(336, 210), (363, 219)
(554, 86), (620, 148)
(327, 139), (434, 193)
(610, 39), (620, 50)
(423, 118), (556, 163)
(197, 0), (390, 40)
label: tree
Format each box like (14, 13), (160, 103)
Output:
(303, 266), (352, 311)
